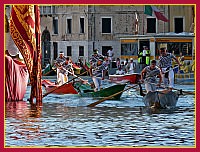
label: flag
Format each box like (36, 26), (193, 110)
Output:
(144, 5), (169, 22)
(10, 5), (42, 104)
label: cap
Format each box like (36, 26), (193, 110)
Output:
(130, 58), (133, 61)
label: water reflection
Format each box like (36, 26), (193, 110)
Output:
(5, 84), (195, 147)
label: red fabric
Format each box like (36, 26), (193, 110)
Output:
(154, 11), (169, 22)
(10, 5), (42, 103)
(5, 55), (29, 101)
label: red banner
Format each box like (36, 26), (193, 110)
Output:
(9, 5), (42, 103)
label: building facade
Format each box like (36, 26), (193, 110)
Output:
(6, 5), (194, 67)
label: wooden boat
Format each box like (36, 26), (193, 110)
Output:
(74, 82), (127, 100)
(42, 79), (78, 94)
(42, 64), (56, 76)
(138, 83), (182, 109)
(109, 73), (141, 84)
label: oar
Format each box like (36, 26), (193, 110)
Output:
(42, 70), (88, 98)
(66, 69), (90, 85)
(87, 84), (138, 107)
(171, 87), (195, 95)
(42, 68), (56, 76)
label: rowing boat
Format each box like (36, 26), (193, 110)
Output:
(74, 82), (127, 100)
(42, 79), (78, 94)
(42, 64), (56, 76)
(138, 83), (182, 109)
(109, 73), (140, 84)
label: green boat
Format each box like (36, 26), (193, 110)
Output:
(42, 64), (56, 76)
(73, 82), (127, 100)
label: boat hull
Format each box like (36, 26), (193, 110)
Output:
(109, 73), (140, 84)
(42, 79), (78, 94)
(75, 83), (126, 100)
(142, 91), (179, 109)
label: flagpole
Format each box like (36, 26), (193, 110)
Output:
(143, 6), (144, 35)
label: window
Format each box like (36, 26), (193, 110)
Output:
(67, 46), (72, 56)
(53, 42), (58, 60)
(147, 18), (156, 33)
(155, 42), (192, 56)
(79, 46), (84, 56)
(53, 17), (58, 34)
(67, 19), (72, 34)
(80, 18), (84, 33)
(102, 18), (111, 33)
(174, 18), (183, 33)
(43, 6), (51, 14)
(121, 43), (138, 56)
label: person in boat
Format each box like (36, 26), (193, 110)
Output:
(54, 51), (67, 85)
(140, 60), (162, 93)
(116, 64), (125, 75)
(158, 47), (182, 91)
(89, 49), (104, 64)
(89, 57), (108, 92)
(125, 58), (136, 74)
(59, 57), (75, 83)
(107, 46), (114, 65)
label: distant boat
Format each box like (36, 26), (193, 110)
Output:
(42, 79), (78, 94)
(42, 64), (56, 76)
(74, 82), (127, 100)
(109, 73), (141, 84)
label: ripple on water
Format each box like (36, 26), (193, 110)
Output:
(5, 84), (195, 147)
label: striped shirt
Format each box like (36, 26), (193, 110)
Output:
(89, 53), (104, 63)
(92, 61), (108, 77)
(55, 56), (66, 66)
(144, 66), (160, 83)
(158, 53), (176, 68)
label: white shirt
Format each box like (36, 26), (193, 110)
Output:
(116, 69), (125, 75)
(142, 49), (146, 56)
(107, 49), (114, 57)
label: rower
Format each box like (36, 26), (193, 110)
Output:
(54, 51), (67, 85)
(158, 47), (182, 91)
(59, 57), (74, 84)
(140, 60), (162, 93)
(89, 57), (108, 92)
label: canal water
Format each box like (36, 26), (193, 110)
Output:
(5, 81), (195, 147)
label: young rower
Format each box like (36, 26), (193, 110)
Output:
(141, 60), (162, 93)
(158, 48), (181, 91)
(89, 57), (108, 92)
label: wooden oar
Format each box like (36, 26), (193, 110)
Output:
(42, 70), (88, 98)
(42, 68), (56, 76)
(87, 84), (138, 107)
(66, 69), (90, 85)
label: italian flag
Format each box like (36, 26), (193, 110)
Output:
(144, 5), (169, 22)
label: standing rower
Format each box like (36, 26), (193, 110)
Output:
(55, 51), (67, 85)
(158, 48), (181, 91)
(89, 57), (108, 92)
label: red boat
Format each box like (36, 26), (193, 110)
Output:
(42, 79), (78, 94)
(109, 73), (141, 84)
